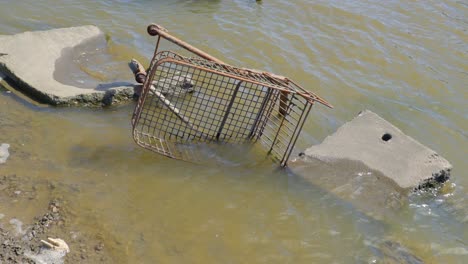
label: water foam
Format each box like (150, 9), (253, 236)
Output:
(0, 143), (10, 164)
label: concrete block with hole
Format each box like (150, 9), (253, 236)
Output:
(303, 110), (452, 191)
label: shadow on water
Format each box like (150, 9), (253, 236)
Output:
(288, 156), (467, 263)
(95, 81), (134, 91)
(0, 77), (53, 111)
(286, 157), (425, 263)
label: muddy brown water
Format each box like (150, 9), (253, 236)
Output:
(0, 0), (467, 263)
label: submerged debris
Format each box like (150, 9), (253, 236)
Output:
(40, 238), (70, 253)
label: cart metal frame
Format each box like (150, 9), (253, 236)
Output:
(132, 24), (332, 166)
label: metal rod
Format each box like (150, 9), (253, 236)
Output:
(146, 24), (332, 110)
(248, 87), (272, 139)
(279, 91), (289, 116)
(159, 58), (309, 101)
(216, 81), (243, 140)
(281, 101), (311, 166)
(268, 93), (295, 154)
(154, 35), (161, 56)
(148, 24), (225, 64)
(146, 25), (319, 102)
(256, 90), (280, 139)
(288, 79), (333, 108)
(150, 86), (197, 131)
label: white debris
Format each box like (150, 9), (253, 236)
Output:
(25, 238), (70, 264)
(40, 238), (70, 253)
(0, 143), (10, 164)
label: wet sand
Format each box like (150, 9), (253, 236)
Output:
(0, 175), (112, 263)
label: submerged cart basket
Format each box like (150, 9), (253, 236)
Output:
(132, 24), (332, 166)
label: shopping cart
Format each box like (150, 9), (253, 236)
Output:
(132, 24), (332, 166)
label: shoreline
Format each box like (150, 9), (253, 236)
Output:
(0, 174), (113, 263)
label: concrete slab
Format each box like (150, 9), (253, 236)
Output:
(0, 26), (134, 106)
(303, 110), (452, 191)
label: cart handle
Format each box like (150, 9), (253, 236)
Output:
(146, 24), (290, 82)
(147, 24), (224, 64)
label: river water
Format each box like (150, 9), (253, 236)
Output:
(0, 0), (467, 263)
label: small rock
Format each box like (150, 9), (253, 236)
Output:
(94, 242), (104, 252)
(48, 182), (57, 190)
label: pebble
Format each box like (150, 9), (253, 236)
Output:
(94, 242), (104, 252)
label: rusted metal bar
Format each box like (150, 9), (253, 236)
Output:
(216, 81), (243, 140)
(268, 94), (296, 154)
(248, 87), (273, 138)
(281, 101), (312, 166)
(288, 79), (333, 108)
(279, 91), (289, 116)
(149, 86), (197, 131)
(147, 24), (297, 110)
(147, 24), (290, 82)
(147, 24), (224, 64)
(151, 58), (323, 104)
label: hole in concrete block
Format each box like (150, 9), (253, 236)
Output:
(382, 133), (392, 142)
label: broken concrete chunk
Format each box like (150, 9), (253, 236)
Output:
(303, 110), (452, 191)
(0, 26), (134, 106)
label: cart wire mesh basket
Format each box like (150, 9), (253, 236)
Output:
(132, 24), (332, 166)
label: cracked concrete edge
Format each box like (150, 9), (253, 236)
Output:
(1, 64), (135, 106)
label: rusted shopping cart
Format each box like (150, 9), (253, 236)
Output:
(132, 24), (332, 166)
